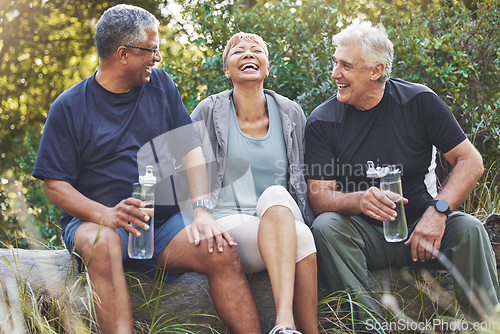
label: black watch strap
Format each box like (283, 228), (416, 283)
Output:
(429, 199), (450, 217)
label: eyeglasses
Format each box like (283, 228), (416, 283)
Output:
(124, 45), (160, 56)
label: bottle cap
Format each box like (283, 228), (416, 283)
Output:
(366, 161), (400, 178)
(366, 161), (388, 178)
(386, 165), (401, 176)
(139, 165), (157, 185)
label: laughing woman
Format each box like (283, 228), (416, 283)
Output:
(191, 32), (318, 334)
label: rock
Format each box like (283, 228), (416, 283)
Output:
(0, 247), (464, 333)
(0, 248), (283, 333)
(0, 248), (78, 333)
(485, 214), (500, 265)
(484, 214), (500, 242)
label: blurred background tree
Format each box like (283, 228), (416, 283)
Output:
(165, 0), (499, 216)
(0, 0), (173, 248)
(1, 0), (498, 248)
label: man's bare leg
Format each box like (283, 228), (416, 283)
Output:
(160, 227), (261, 333)
(75, 223), (134, 334)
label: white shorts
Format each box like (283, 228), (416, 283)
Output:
(216, 185), (316, 274)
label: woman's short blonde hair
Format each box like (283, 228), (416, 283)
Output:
(222, 32), (269, 69)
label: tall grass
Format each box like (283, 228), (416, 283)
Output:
(4, 159), (499, 333)
(463, 160), (500, 221)
(317, 266), (500, 333)
(3, 255), (223, 334)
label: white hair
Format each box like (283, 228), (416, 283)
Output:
(333, 21), (394, 82)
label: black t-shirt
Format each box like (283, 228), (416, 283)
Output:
(33, 69), (199, 231)
(305, 78), (466, 225)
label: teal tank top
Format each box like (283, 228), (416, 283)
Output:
(213, 93), (288, 219)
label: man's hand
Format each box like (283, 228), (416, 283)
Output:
(360, 186), (408, 222)
(44, 179), (150, 237)
(101, 198), (150, 237)
(405, 208), (446, 262)
(189, 208), (236, 253)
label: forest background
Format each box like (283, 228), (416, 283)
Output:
(0, 0), (499, 249)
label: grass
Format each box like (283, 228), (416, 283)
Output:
(317, 266), (500, 334)
(313, 157), (500, 334)
(0, 248), (222, 334)
(1, 160), (499, 333)
(3, 254), (500, 333)
(126, 269), (221, 334)
(463, 160), (500, 221)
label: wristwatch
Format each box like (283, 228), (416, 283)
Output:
(429, 199), (450, 217)
(192, 198), (215, 213)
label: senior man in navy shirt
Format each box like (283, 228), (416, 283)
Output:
(33, 5), (260, 334)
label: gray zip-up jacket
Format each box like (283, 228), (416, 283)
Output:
(191, 89), (314, 226)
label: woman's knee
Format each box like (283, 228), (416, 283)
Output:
(260, 185), (289, 200)
(258, 185), (302, 221)
(295, 222), (317, 262)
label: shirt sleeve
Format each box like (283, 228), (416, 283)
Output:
(418, 92), (466, 154)
(304, 118), (337, 180)
(156, 71), (200, 161)
(32, 94), (82, 184)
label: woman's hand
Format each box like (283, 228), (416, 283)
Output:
(189, 208), (237, 253)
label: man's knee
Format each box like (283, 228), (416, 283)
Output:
(312, 212), (350, 238)
(203, 244), (243, 273)
(446, 213), (489, 245)
(76, 226), (123, 263)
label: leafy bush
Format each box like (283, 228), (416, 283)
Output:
(165, 0), (499, 211)
(0, 0), (175, 248)
(1, 0), (498, 247)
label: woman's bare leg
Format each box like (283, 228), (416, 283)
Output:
(258, 205), (297, 329)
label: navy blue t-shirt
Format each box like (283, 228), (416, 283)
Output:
(305, 78), (466, 226)
(33, 68), (199, 232)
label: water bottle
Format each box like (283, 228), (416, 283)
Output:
(366, 162), (408, 242)
(379, 166), (408, 242)
(128, 165), (156, 259)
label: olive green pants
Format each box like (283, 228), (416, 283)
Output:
(312, 211), (499, 323)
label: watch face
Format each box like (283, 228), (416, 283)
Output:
(204, 199), (215, 212)
(435, 200), (449, 213)
(194, 199), (214, 212)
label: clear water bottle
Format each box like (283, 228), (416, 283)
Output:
(379, 166), (408, 242)
(128, 165), (156, 259)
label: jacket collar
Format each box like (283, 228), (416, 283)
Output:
(210, 88), (296, 148)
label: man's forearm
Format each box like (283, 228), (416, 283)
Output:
(45, 179), (107, 224)
(438, 139), (484, 211)
(309, 187), (364, 216)
(436, 158), (483, 211)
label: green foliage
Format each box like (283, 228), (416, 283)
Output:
(0, 0), (171, 247)
(165, 0), (499, 209)
(1, 0), (499, 248)
(167, 0), (499, 144)
(381, 0), (500, 161)
(166, 0), (340, 114)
